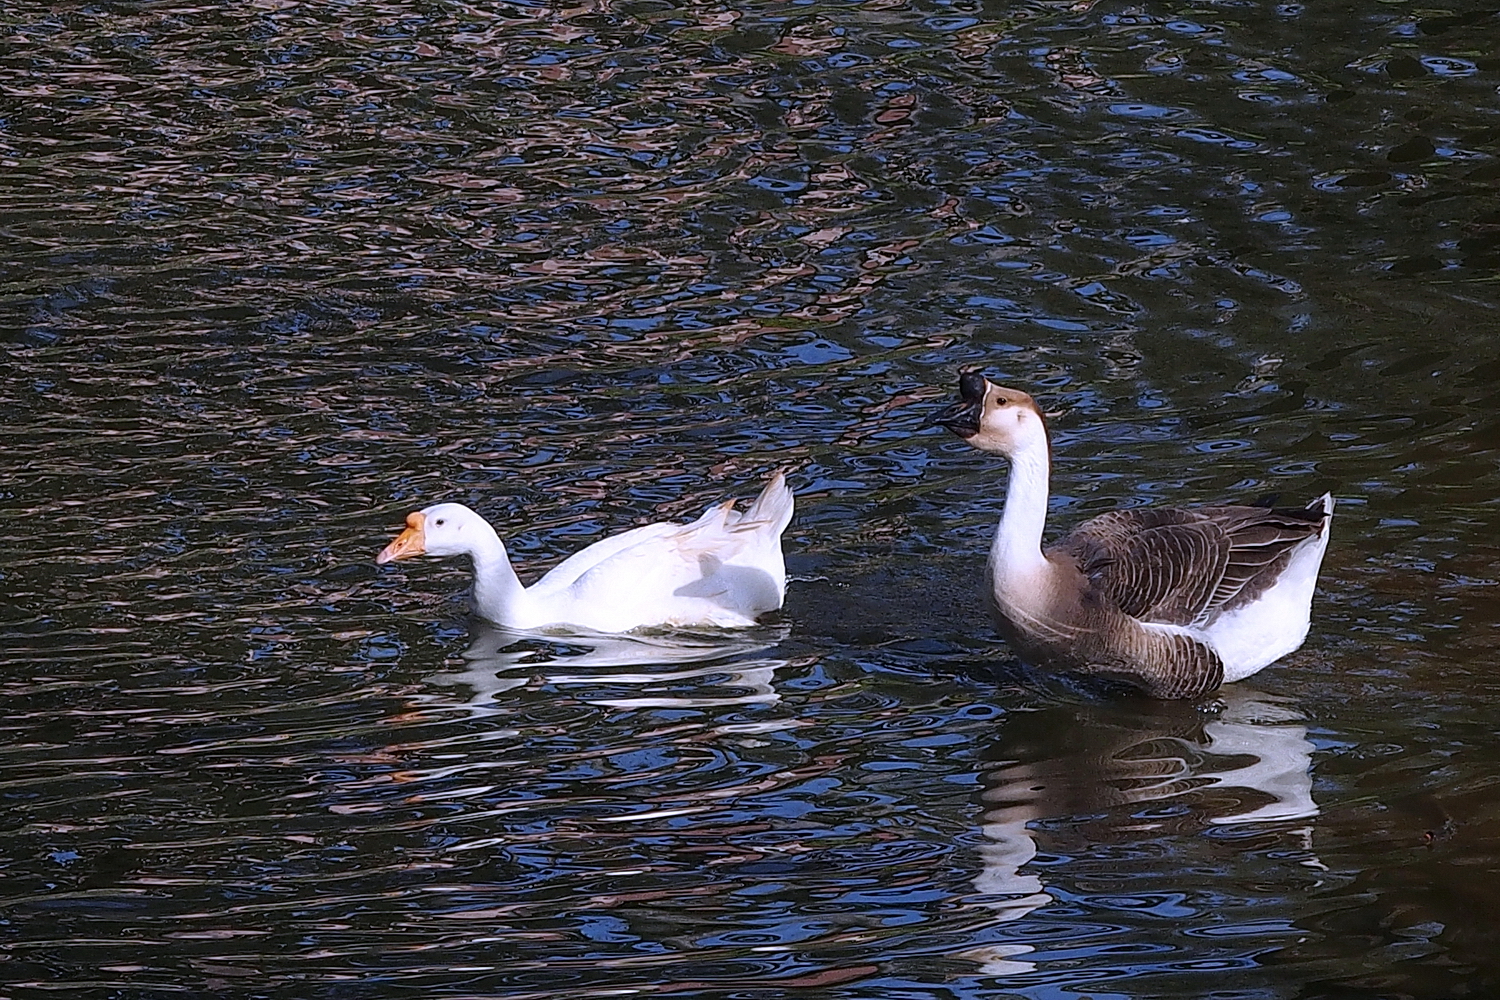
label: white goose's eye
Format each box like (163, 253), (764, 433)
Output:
(435, 518), (446, 526)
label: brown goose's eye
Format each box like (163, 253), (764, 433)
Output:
(993, 395), (1007, 406)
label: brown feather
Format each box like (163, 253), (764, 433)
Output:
(1056, 503), (1326, 629)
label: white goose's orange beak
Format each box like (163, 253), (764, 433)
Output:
(376, 512), (426, 564)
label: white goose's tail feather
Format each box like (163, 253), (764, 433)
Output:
(735, 470), (794, 535)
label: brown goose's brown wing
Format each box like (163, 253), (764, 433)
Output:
(1056, 508), (1225, 626)
(1056, 502), (1326, 627)
(1193, 502), (1328, 617)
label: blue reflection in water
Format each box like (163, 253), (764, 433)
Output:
(965, 687), (1320, 978)
(422, 623), (791, 715)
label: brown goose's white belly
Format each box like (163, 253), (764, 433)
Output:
(1200, 523), (1332, 682)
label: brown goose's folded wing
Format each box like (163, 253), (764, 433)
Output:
(1056, 502), (1326, 627)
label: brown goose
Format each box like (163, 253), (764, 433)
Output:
(935, 372), (1333, 699)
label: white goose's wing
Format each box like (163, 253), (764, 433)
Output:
(529, 500), (736, 597)
(557, 506), (777, 628)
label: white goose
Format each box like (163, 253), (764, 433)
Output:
(936, 373), (1333, 699)
(377, 471), (794, 633)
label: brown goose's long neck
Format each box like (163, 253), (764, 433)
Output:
(991, 439), (1051, 576)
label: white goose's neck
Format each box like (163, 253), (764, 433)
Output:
(990, 440), (1052, 578)
(465, 523), (531, 626)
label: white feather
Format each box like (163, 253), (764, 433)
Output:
(1203, 493), (1334, 682)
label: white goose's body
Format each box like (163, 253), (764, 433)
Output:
(937, 374), (1332, 699)
(377, 472), (794, 633)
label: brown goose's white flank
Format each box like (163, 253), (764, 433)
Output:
(935, 373), (1333, 699)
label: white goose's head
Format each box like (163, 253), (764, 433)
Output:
(935, 372), (1049, 458)
(376, 502), (488, 563)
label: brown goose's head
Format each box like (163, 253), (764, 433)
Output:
(934, 372), (1048, 458)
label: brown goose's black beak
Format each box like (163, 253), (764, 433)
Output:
(933, 370), (988, 438)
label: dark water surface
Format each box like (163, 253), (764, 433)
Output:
(4, 1), (1500, 997)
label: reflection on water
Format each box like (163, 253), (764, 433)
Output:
(966, 687), (1320, 977)
(5, 0), (1500, 996)
(423, 623), (791, 713)
(1201, 694), (1319, 828)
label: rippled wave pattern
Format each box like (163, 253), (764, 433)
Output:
(4, 0), (1500, 997)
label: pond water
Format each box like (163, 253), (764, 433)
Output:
(4, 1), (1500, 997)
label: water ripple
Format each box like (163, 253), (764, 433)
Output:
(5, 0), (1500, 996)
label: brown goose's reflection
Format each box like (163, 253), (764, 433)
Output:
(964, 686), (1320, 975)
(418, 622), (791, 714)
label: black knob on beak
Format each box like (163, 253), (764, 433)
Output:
(934, 371), (987, 438)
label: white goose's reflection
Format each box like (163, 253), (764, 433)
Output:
(420, 622), (790, 714)
(963, 686), (1320, 976)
